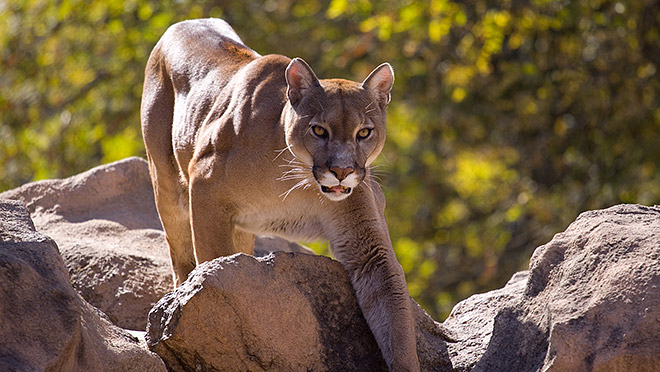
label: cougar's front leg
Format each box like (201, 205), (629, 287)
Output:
(347, 247), (420, 372)
(332, 188), (420, 371)
(188, 168), (255, 262)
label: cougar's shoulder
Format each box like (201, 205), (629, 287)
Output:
(191, 53), (292, 156)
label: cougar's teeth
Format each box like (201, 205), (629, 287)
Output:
(321, 185), (351, 194)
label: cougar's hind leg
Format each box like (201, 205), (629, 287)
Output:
(142, 47), (196, 287)
(148, 159), (197, 287)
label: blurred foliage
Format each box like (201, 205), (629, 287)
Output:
(2, 0), (659, 319)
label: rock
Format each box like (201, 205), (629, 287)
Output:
(0, 200), (166, 372)
(0, 157), (312, 331)
(253, 235), (315, 257)
(0, 157), (172, 331)
(443, 271), (529, 371)
(146, 252), (454, 372)
(4, 158), (659, 371)
(145, 201), (660, 372)
(443, 204), (660, 372)
(146, 253), (384, 372)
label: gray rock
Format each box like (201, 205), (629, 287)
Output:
(4, 158), (660, 372)
(443, 271), (529, 371)
(1, 157), (172, 331)
(0, 157), (311, 331)
(146, 252), (386, 372)
(146, 252), (454, 372)
(0, 200), (166, 372)
(443, 204), (660, 372)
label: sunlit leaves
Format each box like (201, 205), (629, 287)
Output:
(448, 149), (519, 210)
(101, 126), (142, 164)
(327, 0), (371, 19)
(0, 0), (182, 186)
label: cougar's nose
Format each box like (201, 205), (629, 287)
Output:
(330, 166), (354, 181)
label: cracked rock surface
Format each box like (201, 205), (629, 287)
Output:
(147, 205), (660, 372)
(3, 158), (660, 372)
(0, 200), (166, 372)
(0, 157), (313, 331)
(444, 204), (660, 372)
(146, 252), (389, 372)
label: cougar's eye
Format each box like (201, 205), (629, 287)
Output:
(312, 125), (327, 138)
(357, 128), (372, 140)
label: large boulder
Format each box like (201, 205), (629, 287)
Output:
(3, 158), (659, 371)
(443, 271), (529, 371)
(0, 200), (166, 372)
(0, 157), (172, 331)
(0, 157), (312, 331)
(146, 204), (660, 372)
(146, 252), (453, 372)
(444, 204), (660, 372)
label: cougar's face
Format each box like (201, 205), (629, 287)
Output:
(284, 81), (387, 201)
(283, 59), (393, 201)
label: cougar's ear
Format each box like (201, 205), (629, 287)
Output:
(361, 63), (394, 106)
(286, 58), (320, 106)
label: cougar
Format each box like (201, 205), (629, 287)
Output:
(141, 18), (420, 371)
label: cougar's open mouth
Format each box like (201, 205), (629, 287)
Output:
(321, 185), (352, 195)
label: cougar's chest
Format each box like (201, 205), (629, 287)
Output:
(233, 200), (326, 242)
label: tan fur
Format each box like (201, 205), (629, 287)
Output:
(141, 18), (420, 371)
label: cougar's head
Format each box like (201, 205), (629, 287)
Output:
(282, 58), (394, 201)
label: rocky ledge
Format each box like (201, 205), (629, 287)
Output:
(0, 200), (166, 372)
(1, 157), (659, 372)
